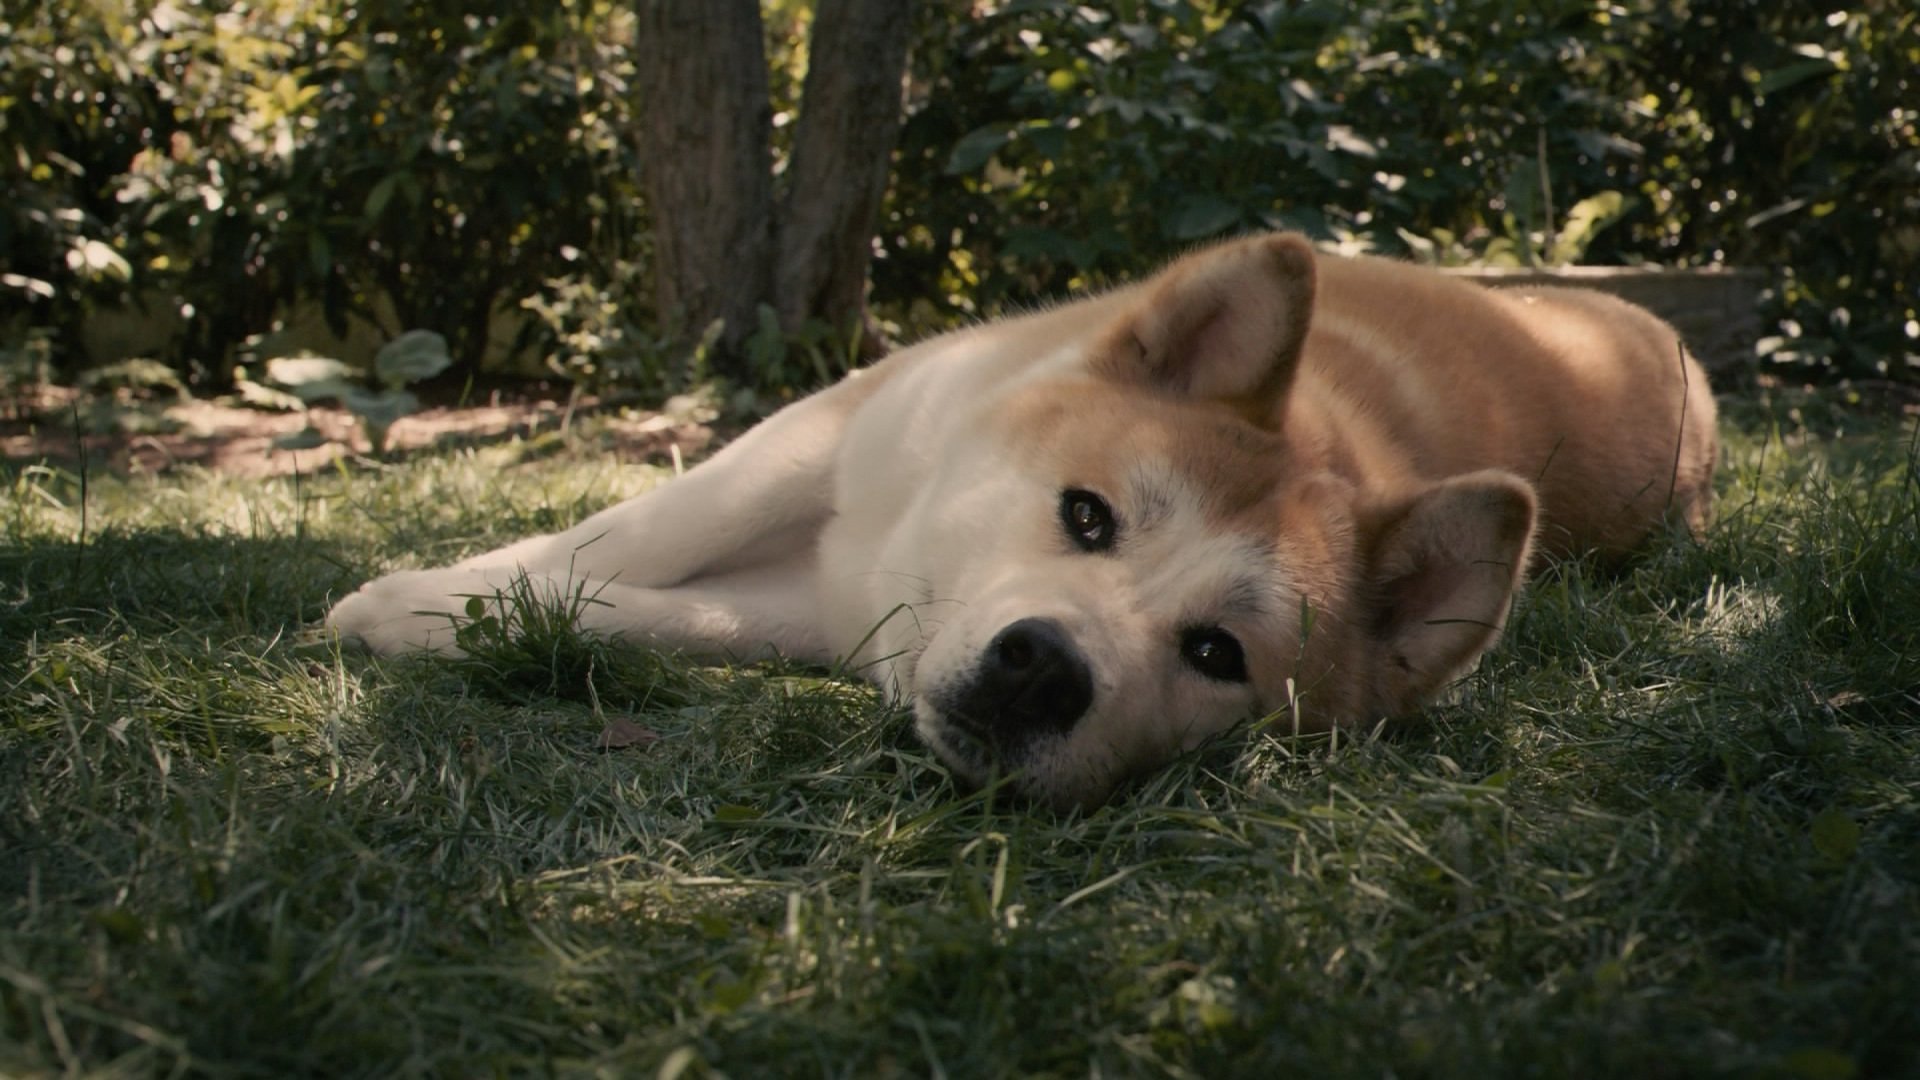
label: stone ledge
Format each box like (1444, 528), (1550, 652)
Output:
(1445, 265), (1764, 374)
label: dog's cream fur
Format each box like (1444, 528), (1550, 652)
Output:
(328, 234), (1716, 808)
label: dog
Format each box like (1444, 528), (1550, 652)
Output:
(326, 233), (1717, 809)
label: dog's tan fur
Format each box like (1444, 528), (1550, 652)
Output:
(328, 234), (1716, 808)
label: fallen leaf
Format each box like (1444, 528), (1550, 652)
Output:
(596, 717), (660, 751)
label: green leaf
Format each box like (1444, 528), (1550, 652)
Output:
(364, 171), (404, 220)
(1325, 125), (1379, 158)
(342, 387), (419, 429)
(945, 124), (1013, 175)
(374, 330), (452, 389)
(1755, 59), (1836, 97)
(234, 378), (308, 413)
(744, 304), (785, 373)
(67, 238), (132, 282)
(272, 426), (331, 451)
(1810, 808), (1860, 862)
(1550, 190), (1631, 265)
(1167, 196), (1242, 241)
(712, 804), (762, 823)
(265, 355), (357, 403)
(1024, 120), (1067, 161)
(1783, 1047), (1858, 1080)
(89, 906), (146, 944)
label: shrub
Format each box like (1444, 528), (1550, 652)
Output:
(884, 0), (1918, 382)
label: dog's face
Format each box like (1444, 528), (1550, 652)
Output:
(880, 235), (1538, 809)
(899, 379), (1354, 808)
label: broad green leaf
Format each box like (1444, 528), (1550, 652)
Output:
(945, 124), (1013, 175)
(1550, 190), (1630, 265)
(1756, 59), (1836, 96)
(265, 354), (354, 388)
(342, 386), (419, 428)
(1396, 227), (1439, 264)
(234, 378), (308, 413)
(67, 239), (132, 282)
(744, 304), (785, 373)
(1810, 808), (1860, 862)
(1167, 196), (1242, 241)
(272, 426), (330, 451)
(265, 355), (359, 403)
(1783, 1047), (1858, 1080)
(1024, 120), (1067, 160)
(88, 906), (146, 944)
(374, 329), (452, 389)
(2, 272), (55, 299)
(364, 171), (404, 220)
(1325, 125), (1379, 158)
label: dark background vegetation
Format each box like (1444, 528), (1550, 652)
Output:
(4, 0), (1916, 397)
(4, 4), (1920, 1075)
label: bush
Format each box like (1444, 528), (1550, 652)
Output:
(6, 0), (1914, 389)
(4, 0), (648, 386)
(883, 0), (1918, 382)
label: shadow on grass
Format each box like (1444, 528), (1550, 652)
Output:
(0, 528), (362, 646)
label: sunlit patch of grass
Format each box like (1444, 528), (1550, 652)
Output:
(3, 405), (1917, 1075)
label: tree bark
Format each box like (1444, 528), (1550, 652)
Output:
(633, 0), (774, 377)
(774, 0), (919, 349)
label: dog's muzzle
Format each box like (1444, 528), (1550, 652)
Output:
(943, 617), (1094, 750)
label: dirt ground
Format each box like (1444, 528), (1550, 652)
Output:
(0, 385), (716, 478)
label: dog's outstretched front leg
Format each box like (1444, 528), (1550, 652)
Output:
(327, 554), (830, 663)
(327, 363), (903, 655)
(450, 368), (895, 588)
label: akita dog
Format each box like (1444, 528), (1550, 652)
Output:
(327, 233), (1717, 809)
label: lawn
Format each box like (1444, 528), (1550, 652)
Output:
(2, 394), (1916, 1077)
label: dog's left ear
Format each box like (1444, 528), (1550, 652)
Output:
(1092, 233), (1315, 423)
(1360, 471), (1537, 718)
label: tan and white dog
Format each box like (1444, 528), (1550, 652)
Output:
(327, 234), (1716, 808)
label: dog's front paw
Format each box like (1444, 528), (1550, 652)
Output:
(325, 569), (486, 656)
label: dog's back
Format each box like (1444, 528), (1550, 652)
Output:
(1286, 254), (1717, 559)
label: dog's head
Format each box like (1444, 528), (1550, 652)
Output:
(891, 235), (1536, 809)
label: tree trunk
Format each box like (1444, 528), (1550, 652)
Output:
(633, 0), (774, 378)
(774, 0), (919, 351)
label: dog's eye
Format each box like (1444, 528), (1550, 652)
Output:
(1060, 489), (1116, 552)
(1181, 626), (1248, 683)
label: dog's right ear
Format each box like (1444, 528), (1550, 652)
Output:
(1090, 233), (1316, 423)
(1358, 471), (1537, 719)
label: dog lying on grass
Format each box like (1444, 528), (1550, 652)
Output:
(328, 233), (1717, 809)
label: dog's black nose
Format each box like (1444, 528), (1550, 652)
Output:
(958, 617), (1093, 743)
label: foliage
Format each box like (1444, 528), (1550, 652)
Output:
(2, 403), (1918, 1073)
(277, 2), (646, 375)
(1617, 1), (1920, 381)
(518, 256), (678, 399)
(242, 328), (452, 454)
(885, 0), (1917, 380)
(5, 0), (647, 383)
(5, 0), (1915, 388)
(0, 0), (146, 355)
(0, 330), (54, 418)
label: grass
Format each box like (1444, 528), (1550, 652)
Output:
(3, 395), (1917, 1077)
